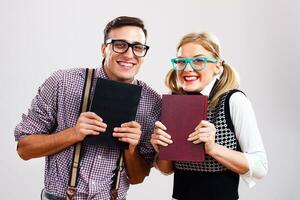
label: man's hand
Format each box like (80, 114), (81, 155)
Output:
(74, 112), (107, 141)
(113, 121), (142, 153)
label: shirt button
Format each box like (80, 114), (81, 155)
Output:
(98, 155), (101, 159)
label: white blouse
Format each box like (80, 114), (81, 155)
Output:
(203, 77), (268, 187)
(229, 92), (268, 187)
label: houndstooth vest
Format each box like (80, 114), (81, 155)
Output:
(174, 90), (241, 172)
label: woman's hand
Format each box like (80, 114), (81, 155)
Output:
(187, 120), (216, 154)
(150, 121), (173, 152)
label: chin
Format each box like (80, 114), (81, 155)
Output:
(182, 86), (196, 93)
(183, 84), (203, 92)
(116, 73), (135, 82)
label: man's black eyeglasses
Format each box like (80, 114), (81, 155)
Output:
(105, 39), (149, 57)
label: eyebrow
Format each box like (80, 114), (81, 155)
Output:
(177, 54), (206, 58)
(193, 54), (205, 57)
(111, 39), (144, 45)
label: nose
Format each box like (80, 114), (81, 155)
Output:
(122, 46), (135, 58)
(184, 62), (194, 71)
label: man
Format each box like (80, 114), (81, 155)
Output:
(15, 16), (161, 200)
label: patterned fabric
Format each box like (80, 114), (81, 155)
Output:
(41, 189), (65, 200)
(174, 90), (239, 172)
(15, 66), (161, 200)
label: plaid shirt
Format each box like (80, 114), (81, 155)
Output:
(15, 66), (161, 200)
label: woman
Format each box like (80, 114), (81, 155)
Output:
(150, 32), (268, 200)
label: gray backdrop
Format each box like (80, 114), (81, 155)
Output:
(1, 0), (299, 199)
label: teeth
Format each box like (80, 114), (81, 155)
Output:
(118, 62), (134, 67)
(184, 76), (198, 81)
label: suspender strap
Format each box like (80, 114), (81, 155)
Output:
(66, 68), (95, 200)
(110, 79), (140, 200)
(111, 151), (124, 200)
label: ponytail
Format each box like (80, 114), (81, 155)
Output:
(209, 62), (239, 108)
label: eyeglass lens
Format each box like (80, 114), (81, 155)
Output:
(174, 57), (206, 70)
(111, 40), (148, 57)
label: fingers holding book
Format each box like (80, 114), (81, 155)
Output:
(113, 121), (142, 147)
(74, 112), (107, 141)
(187, 120), (216, 146)
(150, 121), (173, 152)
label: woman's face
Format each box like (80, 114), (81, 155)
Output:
(176, 42), (221, 93)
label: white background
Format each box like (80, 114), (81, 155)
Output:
(1, 0), (300, 199)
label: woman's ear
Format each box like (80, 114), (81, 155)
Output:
(214, 61), (223, 75)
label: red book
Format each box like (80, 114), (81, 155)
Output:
(159, 94), (208, 162)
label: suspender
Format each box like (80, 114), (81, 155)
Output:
(66, 68), (126, 200)
(66, 68), (95, 200)
(111, 151), (124, 200)
(110, 79), (141, 199)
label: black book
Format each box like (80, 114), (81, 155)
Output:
(85, 78), (142, 149)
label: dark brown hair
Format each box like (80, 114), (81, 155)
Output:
(103, 16), (147, 42)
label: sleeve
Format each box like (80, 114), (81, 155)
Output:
(229, 92), (268, 187)
(137, 92), (162, 164)
(14, 70), (63, 141)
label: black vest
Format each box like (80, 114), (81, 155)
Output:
(173, 90), (243, 200)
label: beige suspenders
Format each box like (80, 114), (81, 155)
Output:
(111, 151), (124, 200)
(66, 68), (124, 200)
(66, 68), (95, 200)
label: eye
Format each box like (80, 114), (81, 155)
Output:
(113, 41), (127, 49)
(192, 57), (205, 65)
(175, 59), (187, 65)
(133, 44), (146, 52)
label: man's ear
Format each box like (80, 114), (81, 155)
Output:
(101, 43), (107, 58)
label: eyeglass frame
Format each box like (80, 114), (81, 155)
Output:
(105, 39), (150, 57)
(170, 56), (218, 71)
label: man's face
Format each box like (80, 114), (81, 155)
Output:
(102, 26), (147, 83)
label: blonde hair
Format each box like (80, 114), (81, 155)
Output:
(165, 32), (239, 108)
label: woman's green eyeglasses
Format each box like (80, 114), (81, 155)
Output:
(171, 56), (218, 71)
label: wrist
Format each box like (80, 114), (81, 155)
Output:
(126, 145), (137, 155)
(205, 142), (218, 156)
(69, 127), (84, 142)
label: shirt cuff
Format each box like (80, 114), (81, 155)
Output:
(241, 152), (268, 188)
(240, 153), (256, 188)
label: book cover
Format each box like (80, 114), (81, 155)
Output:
(84, 78), (142, 149)
(159, 94), (208, 162)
